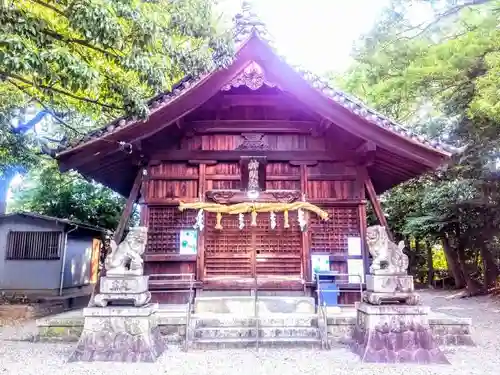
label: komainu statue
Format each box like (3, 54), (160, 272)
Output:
(105, 226), (148, 276)
(366, 225), (409, 274)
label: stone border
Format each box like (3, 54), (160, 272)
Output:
(36, 310), (474, 348)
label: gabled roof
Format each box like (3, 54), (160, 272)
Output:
(0, 212), (106, 233)
(56, 2), (456, 195)
(57, 3), (456, 158)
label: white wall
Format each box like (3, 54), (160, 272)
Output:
(0, 216), (63, 291)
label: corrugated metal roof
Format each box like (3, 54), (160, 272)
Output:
(0, 212), (106, 233)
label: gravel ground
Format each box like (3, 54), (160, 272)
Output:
(1, 290), (500, 375)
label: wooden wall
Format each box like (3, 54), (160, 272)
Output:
(140, 88), (368, 304)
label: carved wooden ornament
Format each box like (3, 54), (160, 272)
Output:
(221, 61), (279, 91)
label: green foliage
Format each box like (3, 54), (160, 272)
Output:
(0, 0), (233, 179)
(433, 245), (448, 271)
(10, 159), (137, 229)
(0, 0), (234, 213)
(0, 0), (234, 123)
(338, 0), (500, 289)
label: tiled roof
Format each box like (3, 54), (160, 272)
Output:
(61, 1), (457, 155)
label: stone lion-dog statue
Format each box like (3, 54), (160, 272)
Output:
(105, 226), (148, 276)
(366, 225), (409, 274)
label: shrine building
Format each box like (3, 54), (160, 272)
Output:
(55, 7), (455, 304)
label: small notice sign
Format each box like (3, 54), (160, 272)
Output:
(179, 230), (198, 255)
(347, 237), (362, 256)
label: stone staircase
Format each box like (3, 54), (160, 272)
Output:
(187, 296), (324, 349)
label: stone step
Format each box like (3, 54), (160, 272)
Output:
(189, 336), (322, 349)
(194, 296), (315, 315)
(191, 313), (317, 328)
(192, 326), (319, 339)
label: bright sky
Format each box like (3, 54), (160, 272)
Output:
(219, 0), (390, 73)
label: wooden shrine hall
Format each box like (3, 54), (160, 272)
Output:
(55, 7), (455, 304)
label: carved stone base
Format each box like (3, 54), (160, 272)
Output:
(366, 274), (414, 293)
(351, 302), (448, 364)
(363, 291), (421, 305)
(68, 304), (165, 362)
(92, 275), (151, 307)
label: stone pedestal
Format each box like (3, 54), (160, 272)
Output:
(92, 275), (151, 307)
(68, 304), (166, 362)
(351, 303), (449, 364)
(363, 274), (421, 305)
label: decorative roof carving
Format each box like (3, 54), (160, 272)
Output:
(221, 61), (278, 91)
(205, 190), (301, 204)
(235, 133), (269, 151)
(269, 190), (302, 203)
(206, 191), (237, 203)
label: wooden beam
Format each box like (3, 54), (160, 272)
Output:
(289, 160), (318, 166)
(189, 120), (317, 134)
(308, 173), (357, 181)
(187, 160), (218, 165)
(363, 170), (393, 241)
(197, 163), (206, 281)
(113, 168), (143, 243)
(358, 202), (369, 280)
(355, 141), (377, 166)
(300, 164), (311, 282)
(202, 94), (293, 109)
(205, 174), (300, 181)
(151, 150), (346, 162)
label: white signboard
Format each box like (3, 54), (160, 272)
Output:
(179, 230), (198, 255)
(347, 259), (364, 284)
(347, 237), (362, 256)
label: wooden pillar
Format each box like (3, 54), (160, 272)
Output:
(300, 164), (311, 282)
(113, 168), (144, 243)
(363, 171), (393, 241)
(358, 202), (369, 282)
(197, 163), (206, 281)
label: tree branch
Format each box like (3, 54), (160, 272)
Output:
(1, 71), (124, 111)
(398, 0), (492, 40)
(41, 29), (121, 60)
(7, 78), (84, 135)
(28, 0), (65, 17)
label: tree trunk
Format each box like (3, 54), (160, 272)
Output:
(415, 238), (421, 282)
(405, 237), (415, 276)
(479, 241), (499, 289)
(426, 241), (434, 288)
(455, 224), (485, 296)
(441, 234), (466, 289)
(0, 175), (13, 214)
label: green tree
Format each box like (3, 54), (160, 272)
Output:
(338, 0), (500, 294)
(0, 0), (234, 211)
(10, 159), (138, 230)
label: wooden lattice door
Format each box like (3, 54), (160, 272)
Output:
(253, 211), (302, 276)
(203, 211), (303, 279)
(204, 212), (253, 278)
